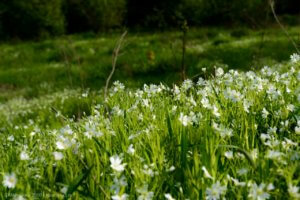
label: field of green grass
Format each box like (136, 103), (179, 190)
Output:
(0, 27), (299, 199)
(0, 27), (299, 101)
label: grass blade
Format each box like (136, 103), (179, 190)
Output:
(218, 145), (256, 168)
(166, 112), (174, 139)
(65, 165), (94, 199)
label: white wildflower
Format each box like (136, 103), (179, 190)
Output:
(262, 108), (269, 119)
(110, 155), (126, 172)
(213, 123), (233, 138)
(112, 81), (125, 93)
(30, 131), (36, 137)
(295, 126), (300, 134)
(167, 166), (176, 172)
(127, 144), (135, 155)
(290, 53), (300, 63)
(60, 125), (73, 135)
(142, 164), (158, 177)
(20, 151), (30, 160)
(224, 88), (243, 102)
(251, 149), (258, 161)
(53, 152), (64, 161)
(137, 184), (154, 200)
(288, 184), (300, 199)
(265, 150), (282, 160)
(227, 175), (246, 187)
(282, 138), (297, 149)
(56, 136), (72, 150)
(202, 166), (213, 180)
(205, 181), (227, 200)
(287, 104), (295, 112)
(111, 175), (127, 194)
(237, 168), (248, 176)
(3, 172), (17, 188)
(266, 85), (281, 100)
(197, 77), (206, 86)
(201, 97), (211, 109)
(14, 195), (26, 200)
(243, 99), (252, 113)
(267, 183), (275, 191)
(164, 193), (175, 200)
(296, 120), (300, 134)
(142, 99), (150, 107)
(261, 66), (273, 76)
(179, 113), (192, 126)
(112, 194), (128, 200)
(8, 135), (14, 141)
(219, 127), (233, 138)
(260, 133), (270, 142)
(267, 127), (277, 135)
(216, 67), (224, 77)
(212, 105), (221, 118)
(224, 151), (234, 159)
(248, 182), (270, 200)
(82, 92), (88, 97)
(171, 106), (177, 113)
(112, 106), (124, 117)
(84, 123), (103, 138)
(181, 79), (193, 91)
(61, 186), (68, 194)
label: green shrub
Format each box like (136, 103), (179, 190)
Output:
(126, 0), (182, 29)
(63, 0), (126, 33)
(179, 0), (270, 27)
(125, 0), (274, 29)
(0, 0), (65, 39)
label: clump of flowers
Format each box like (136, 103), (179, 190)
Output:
(247, 182), (274, 200)
(290, 53), (300, 63)
(0, 53), (299, 199)
(205, 181), (227, 200)
(137, 184), (154, 200)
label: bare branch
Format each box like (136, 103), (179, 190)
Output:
(104, 30), (127, 100)
(181, 20), (188, 81)
(269, 0), (300, 54)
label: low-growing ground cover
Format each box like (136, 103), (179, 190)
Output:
(0, 54), (299, 199)
(0, 26), (299, 103)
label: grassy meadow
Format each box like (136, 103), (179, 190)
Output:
(1, 26), (300, 100)
(0, 27), (299, 199)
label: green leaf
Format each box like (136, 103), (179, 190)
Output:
(93, 137), (110, 155)
(166, 112), (173, 139)
(65, 165), (94, 199)
(180, 129), (188, 169)
(218, 145), (256, 168)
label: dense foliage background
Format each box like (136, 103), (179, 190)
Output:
(0, 0), (299, 39)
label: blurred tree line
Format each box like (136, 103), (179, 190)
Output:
(0, 0), (299, 39)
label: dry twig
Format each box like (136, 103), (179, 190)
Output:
(269, 0), (300, 54)
(104, 31), (127, 100)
